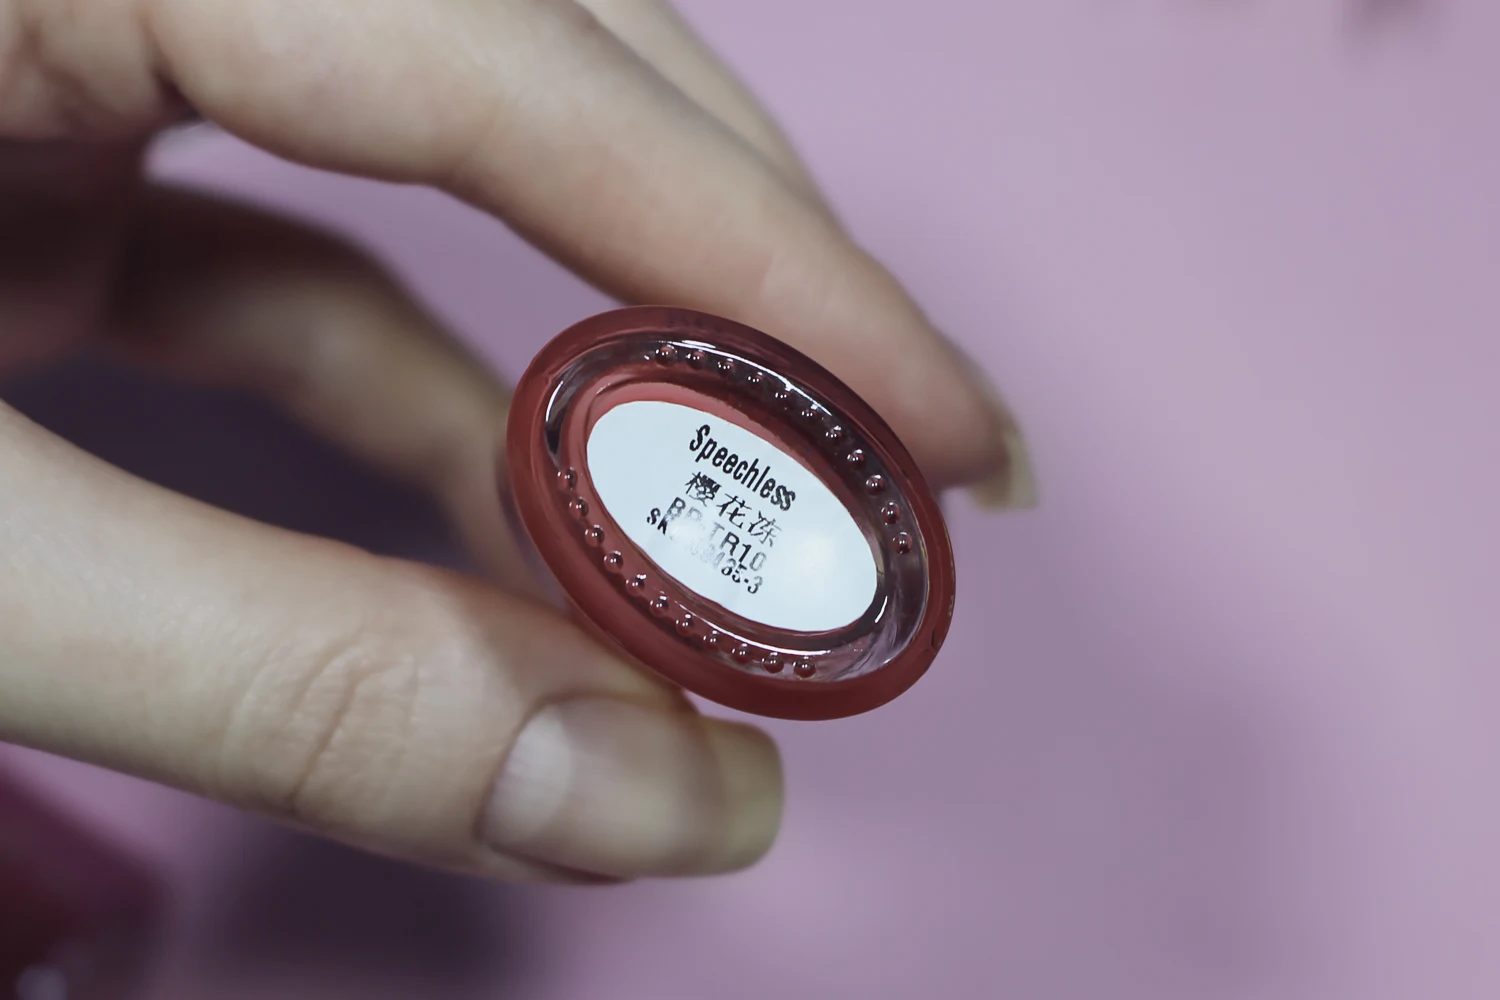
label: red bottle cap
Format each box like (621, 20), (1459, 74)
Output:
(506, 307), (955, 720)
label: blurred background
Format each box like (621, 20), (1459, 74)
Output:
(5, 0), (1500, 997)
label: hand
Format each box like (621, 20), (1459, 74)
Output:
(0, 0), (1030, 881)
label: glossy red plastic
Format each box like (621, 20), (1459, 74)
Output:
(505, 306), (955, 720)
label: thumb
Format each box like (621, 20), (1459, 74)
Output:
(0, 403), (782, 880)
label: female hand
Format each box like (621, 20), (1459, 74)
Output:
(0, 0), (1029, 881)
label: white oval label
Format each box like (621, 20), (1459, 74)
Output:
(586, 400), (878, 633)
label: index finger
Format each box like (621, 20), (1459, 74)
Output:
(131, 0), (1028, 496)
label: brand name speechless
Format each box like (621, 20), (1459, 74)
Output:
(689, 424), (797, 512)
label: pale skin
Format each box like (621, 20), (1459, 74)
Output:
(0, 0), (1032, 882)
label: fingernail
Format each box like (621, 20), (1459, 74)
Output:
(481, 698), (783, 878)
(956, 351), (1037, 510)
(968, 423), (1037, 510)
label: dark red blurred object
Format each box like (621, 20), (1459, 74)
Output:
(0, 769), (161, 999)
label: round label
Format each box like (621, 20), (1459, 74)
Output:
(586, 400), (879, 633)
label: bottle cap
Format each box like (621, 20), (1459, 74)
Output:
(506, 307), (955, 720)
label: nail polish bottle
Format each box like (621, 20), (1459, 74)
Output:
(0, 771), (161, 1000)
(506, 307), (955, 720)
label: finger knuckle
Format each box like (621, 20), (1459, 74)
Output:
(293, 643), (421, 817)
(236, 625), (421, 826)
(6, 0), (163, 136)
(203, 564), (528, 856)
(261, 574), (526, 853)
(212, 571), (505, 840)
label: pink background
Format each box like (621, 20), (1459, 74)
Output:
(6, 1), (1500, 997)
